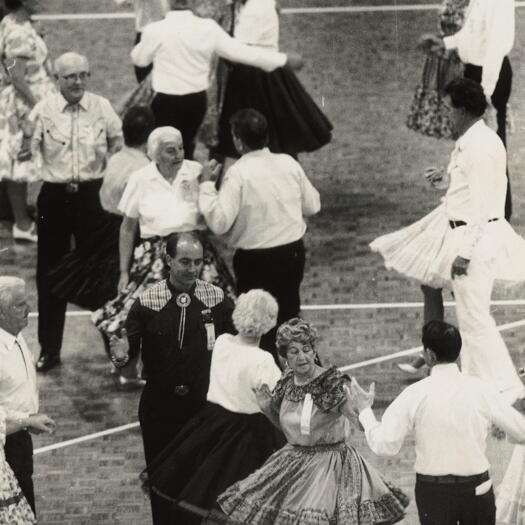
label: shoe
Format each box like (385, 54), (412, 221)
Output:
(36, 354), (61, 372)
(397, 363), (420, 374)
(12, 223), (37, 243)
(117, 375), (146, 389)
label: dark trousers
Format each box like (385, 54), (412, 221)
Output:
(134, 32), (152, 83)
(464, 56), (512, 220)
(5, 431), (35, 514)
(415, 479), (496, 525)
(233, 239), (305, 362)
(151, 91), (207, 160)
(139, 384), (206, 525)
(37, 180), (107, 357)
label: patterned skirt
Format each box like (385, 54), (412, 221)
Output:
(0, 455), (35, 524)
(370, 203), (525, 288)
(406, 50), (463, 140)
(218, 442), (409, 524)
(92, 234), (236, 339)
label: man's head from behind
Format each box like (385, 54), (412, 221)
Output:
(165, 232), (203, 292)
(421, 319), (462, 366)
(0, 277), (29, 336)
(230, 108), (269, 155)
(123, 106), (155, 149)
(54, 52), (90, 105)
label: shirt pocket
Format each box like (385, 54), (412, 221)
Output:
(43, 120), (68, 160)
(80, 117), (107, 165)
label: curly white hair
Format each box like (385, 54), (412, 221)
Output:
(147, 126), (183, 162)
(232, 289), (278, 338)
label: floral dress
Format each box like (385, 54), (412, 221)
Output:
(218, 367), (409, 524)
(0, 14), (56, 181)
(406, 0), (470, 139)
(0, 408), (35, 524)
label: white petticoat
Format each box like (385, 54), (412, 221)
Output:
(496, 445), (525, 524)
(370, 203), (525, 288)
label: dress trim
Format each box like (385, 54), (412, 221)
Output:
(0, 490), (24, 508)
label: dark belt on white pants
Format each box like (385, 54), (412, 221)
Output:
(449, 218), (499, 229)
(416, 471), (489, 485)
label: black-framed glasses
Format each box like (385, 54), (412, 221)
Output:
(61, 72), (90, 82)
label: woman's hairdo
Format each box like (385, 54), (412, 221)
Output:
(276, 317), (318, 358)
(232, 289), (278, 338)
(147, 126), (182, 162)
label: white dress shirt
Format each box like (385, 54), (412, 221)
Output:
(234, 0), (279, 50)
(113, 0), (168, 31)
(199, 148), (321, 249)
(131, 10), (287, 95)
(118, 160), (206, 238)
(444, 120), (507, 260)
(358, 363), (525, 476)
(0, 328), (38, 418)
(443, 0), (514, 97)
(206, 334), (282, 414)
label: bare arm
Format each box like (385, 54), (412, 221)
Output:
(119, 216), (139, 293)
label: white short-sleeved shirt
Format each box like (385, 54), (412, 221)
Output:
(207, 333), (282, 414)
(118, 160), (206, 238)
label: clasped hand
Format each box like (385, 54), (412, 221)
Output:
(109, 331), (130, 367)
(424, 166), (449, 190)
(343, 378), (375, 413)
(199, 160), (222, 184)
(450, 256), (470, 279)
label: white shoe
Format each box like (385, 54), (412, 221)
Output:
(12, 223), (37, 242)
(397, 363), (420, 374)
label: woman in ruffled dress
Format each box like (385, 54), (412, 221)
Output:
(218, 318), (409, 524)
(212, 0), (332, 162)
(0, 0), (56, 242)
(92, 126), (235, 371)
(142, 289), (285, 523)
(406, 0), (469, 139)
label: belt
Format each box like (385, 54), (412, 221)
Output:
(449, 218), (499, 229)
(416, 471), (489, 485)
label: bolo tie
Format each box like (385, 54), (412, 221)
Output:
(176, 292), (191, 349)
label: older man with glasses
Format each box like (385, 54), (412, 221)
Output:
(21, 52), (123, 372)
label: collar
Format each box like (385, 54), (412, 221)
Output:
(166, 10), (193, 18)
(430, 363), (460, 376)
(242, 147), (270, 159)
(58, 91), (88, 113)
(166, 279), (196, 297)
(0, 326), (19, 354)
(456, 119), (485, 150)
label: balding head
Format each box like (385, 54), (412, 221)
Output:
(54, 52), (90, 105)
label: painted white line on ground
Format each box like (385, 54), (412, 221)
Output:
(33, 317), (525, 454)
(28, 3), (525, 21)
(34, 422), (140, 455)
(339, 317), (525, 372)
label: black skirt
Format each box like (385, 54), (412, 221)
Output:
(142, 401), (285, 522)
(215, 64), (333, 158)
(46, 212), (122, 311)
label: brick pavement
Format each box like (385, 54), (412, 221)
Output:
(1, 3), (525, 524)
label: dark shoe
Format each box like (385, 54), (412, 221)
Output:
(36, 354), (61, 372)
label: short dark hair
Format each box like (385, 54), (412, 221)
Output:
(122, 106), (155, 148)
(229, 109), (269, 151)
(421, 320), (462, 363)
(165, 231), (203, 258)
(444, 78), (487, 117)
(5, 0), (23, 10)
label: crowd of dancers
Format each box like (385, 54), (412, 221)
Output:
(0, 0), (525, 523)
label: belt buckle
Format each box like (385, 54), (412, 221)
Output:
(66, 181), (79, 193)
(174, 385), (189, 396)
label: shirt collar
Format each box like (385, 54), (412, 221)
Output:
(166, 10), (193, 18)
(430, 362), (460, 377)
(242, 147), (270, 159)
(166, 279), (196, 297)
(58, 91), (88, 112)
(0, 326), (18, 353)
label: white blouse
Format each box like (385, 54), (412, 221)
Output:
(207, 334), (282, 414)
(117, 160), (206, 238)
(234, 0), (279, 50)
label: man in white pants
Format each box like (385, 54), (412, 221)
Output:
(428, 78), (523, 402)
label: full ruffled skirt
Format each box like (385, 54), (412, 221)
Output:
(0, 454), (35, 524)
(496, 445), (525, 524)
(406, 51), (463, 140)
(92, 234), (236, 338)
(215, 64), (333, 158)
(0, 78), (57, 181)
(143, 402), (285, 522)
(370, 204), (525, 288)
(218, 442), (409, 524)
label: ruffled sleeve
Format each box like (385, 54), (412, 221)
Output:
(270, 368), (293, 413)
(311, 367), (351, 412)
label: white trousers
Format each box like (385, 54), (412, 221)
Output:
(452, 257), (524, 403)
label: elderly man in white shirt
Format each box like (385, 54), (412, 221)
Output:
(131, 0), (298, 160)
(424, 0), (514, 219)
(0, 277), (55, 515)
(347, 320), (525, 525)
(199, 108), (320, 362)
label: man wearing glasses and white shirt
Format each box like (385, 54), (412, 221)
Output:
(346, 320), (525, 525)
(0, 276), (56, 515)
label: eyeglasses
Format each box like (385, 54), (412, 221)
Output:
(60, 72), (90, 82)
